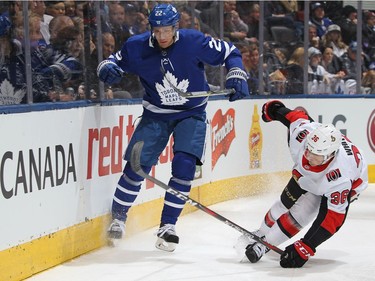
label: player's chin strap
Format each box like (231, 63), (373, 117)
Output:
(130, 141), (283, 255)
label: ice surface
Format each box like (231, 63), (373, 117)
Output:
(27, 184), (375, 281)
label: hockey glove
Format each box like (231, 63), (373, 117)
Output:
(225, 67), (249, 102)
(261, 100), (285, 122)
(97, 60), (124, 85)
(280, 240), (315, 268)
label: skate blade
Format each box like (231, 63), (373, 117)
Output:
(239, 256), (250, 263)
(155, 237), (177, 252)
(107, 237), (121, 247)
(234, 235), (252, 262)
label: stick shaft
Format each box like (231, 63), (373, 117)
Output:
(130, 141), (283, 255)
(179, 88), (235, 98)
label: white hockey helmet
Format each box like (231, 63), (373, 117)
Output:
(306, 124), (342, 161)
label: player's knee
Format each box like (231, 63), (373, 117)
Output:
(123, 162), (151, 182)
(171, 152), (197, 181)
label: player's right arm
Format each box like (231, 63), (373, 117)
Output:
(261, 100), (314, 128)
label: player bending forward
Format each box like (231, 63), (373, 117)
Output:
(237, 100), (368, 268)
(97, 3), (249, 251)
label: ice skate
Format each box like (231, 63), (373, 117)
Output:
(107, 219), (125, 247)
(245, 242), (269, 263)
(155, 223), (179, 252)
(234, 230), (265, 262)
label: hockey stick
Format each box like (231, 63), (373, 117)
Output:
(130, 141), (283, 255)
(160, 67), (235, 98)
(179, 88), (235, 98)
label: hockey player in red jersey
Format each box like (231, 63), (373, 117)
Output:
(237, 100), (368, 268)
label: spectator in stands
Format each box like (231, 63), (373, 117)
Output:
(307, 47), (332, 94)
(320, 46), (344, 77)
(309, 2), (332, 38)
(45, 1), (65, 17)
(178, 5), (217, 37)
(268, 68), (287, 95)
(362, 69), (375, 94)
(263, 42), (288, 79)
(230, 8), (248, 34)
(200, 0), (241, 37)
(223, 11), (248, 43)
(308, 23), (321, 49)
(237, 43), (261, 95)
(43, 25), (83, 100)
(243, 3), (260, 42)
(28, 14), (46, 46)
(29, 0), (53, 44)
(123, 3), (138, 36)
(362, 70), (375, 94)
(49, 15), (74, 42)
(336, 5), (357, 45)
(320, 46), (346, 94)
(362, 11), (375, 63)
(0, 15), (26, 104)
(75, 1), (84, 18)
(179, 6), (193, 29)
(341, 41), (368, 94)
(103, 2), (131, 50)
(64, 0), (76, 18)
(102, 32), (115, 59)
(11, 11), (65, 102)
(133, 11), (149, 34)
(321, 24), (347, 58)
(283, 46), (305, 94)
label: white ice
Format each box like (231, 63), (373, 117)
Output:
(27, 184), (375, 281)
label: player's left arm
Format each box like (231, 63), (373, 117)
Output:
(197, 35), (249, 101)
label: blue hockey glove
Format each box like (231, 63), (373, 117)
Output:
(97, 60), (124, 85)
(261, 100), (285, 122)
(280, 240), (315, 268)
(225, 67), (249, 102)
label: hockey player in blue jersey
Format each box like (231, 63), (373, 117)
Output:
(97, 3), (249, 251)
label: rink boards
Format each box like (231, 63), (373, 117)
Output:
(0, 98), (374, 280)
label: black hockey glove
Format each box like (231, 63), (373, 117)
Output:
(261, 100), (285, 122)
(280, 240), (315, 268)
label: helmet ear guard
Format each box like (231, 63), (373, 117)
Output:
(306, 124), (342, 163)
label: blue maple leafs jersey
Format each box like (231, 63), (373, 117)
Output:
(107, 29), (244, 120)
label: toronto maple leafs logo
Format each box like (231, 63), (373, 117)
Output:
(156, 71), (189, 105)
(0, 79), (25, 105)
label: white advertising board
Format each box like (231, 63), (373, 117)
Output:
(0, 98), (374, 251)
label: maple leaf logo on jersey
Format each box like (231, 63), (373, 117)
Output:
(0, 79), (25, 105)
(156, 71), (188, 105)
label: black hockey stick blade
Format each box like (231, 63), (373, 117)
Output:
(130, 141), (283, 255)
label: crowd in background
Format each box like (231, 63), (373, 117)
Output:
(0, 0), (374, 105)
